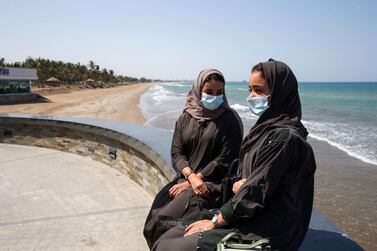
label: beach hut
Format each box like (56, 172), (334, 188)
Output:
(45, 77), (60, 87)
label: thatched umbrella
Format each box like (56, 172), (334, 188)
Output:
(45, 77), (60, 86)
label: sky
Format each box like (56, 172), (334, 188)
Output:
(1, 0), (377, 81)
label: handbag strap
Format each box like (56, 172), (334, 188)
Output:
(219, 232), (271, 250)
(221, 232), (243, 244)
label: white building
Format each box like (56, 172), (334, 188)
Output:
(0, 67), (38, 94)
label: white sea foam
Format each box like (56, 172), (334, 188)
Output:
(161, 82), (187, 87)
(238, 111), (259, 120)
(148, 85), (181, 105)
(139, 83), (185, 125)
(231, 103), (249, 111)
(302, 120), (377, 165)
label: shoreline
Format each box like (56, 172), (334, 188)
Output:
(308, 133), (376, 166)
(309, 137), (376, 250)
(0, 83), (152, 125)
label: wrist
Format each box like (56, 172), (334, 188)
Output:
(211, 214), (219, 228)
(212, 213), (227, 228)
(182, 167), (193, 179)
(187, 173), (197, 183)
(186, 171), (195, 180)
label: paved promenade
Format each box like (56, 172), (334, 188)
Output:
(0, 143), (152, 250)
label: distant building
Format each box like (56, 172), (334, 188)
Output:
(0, 67), (39, 104)
(0, 67), (38, 94)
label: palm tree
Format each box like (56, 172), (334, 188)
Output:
(88, 60), (96, 71)
(0, 56), (152, 86)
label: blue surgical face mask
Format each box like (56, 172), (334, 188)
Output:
(246, 95), (270, 116)
(201, 93), (224, 110)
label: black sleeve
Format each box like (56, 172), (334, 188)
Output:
(220, 130), (296, 223)
(199, 116), (243, 179)
(171, 115), (190, 174)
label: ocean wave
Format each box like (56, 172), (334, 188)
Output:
(237, 111), (259, 120)
(152, 94), (182, 104)
(161, 82), (188, 87)
(307, 133), (377, 165)
(139, 83), (186, 121)
(302, 120), (377, 165)
(231, 103), (249, 111)
(148, 85), (182, 105)
(150, 84), (175, 95)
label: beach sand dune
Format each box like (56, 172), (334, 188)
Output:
(0, 84), (151, 124)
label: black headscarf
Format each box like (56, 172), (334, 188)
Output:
(260, 58), (302, 121)
(240, 59), (307, 158)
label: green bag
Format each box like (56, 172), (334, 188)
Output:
(217, 232), (272, 251)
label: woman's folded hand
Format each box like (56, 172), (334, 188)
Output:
(169, 181), (191, 198)
(232, 178), (246, 193)
(188, 174), (209, 196)
(184, 220), (214, 236)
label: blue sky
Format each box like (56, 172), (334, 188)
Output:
(1, 0), (376, 81)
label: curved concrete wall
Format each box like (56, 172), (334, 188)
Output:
(0, 114), (176, 196)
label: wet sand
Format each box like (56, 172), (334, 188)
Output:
(0, 84), (151, 124)
(309, 138), (377, 250)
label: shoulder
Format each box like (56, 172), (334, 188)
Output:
(266, 128), (314, 159)
(219, 109), (243, 127)
(267, 127), (316, 172)
(268, 127), (308, 147)
(177, 111), (193, 123)
(215, 110), (243, 137)
(221, 109), (238, 119)
(174, 112), (192, 131)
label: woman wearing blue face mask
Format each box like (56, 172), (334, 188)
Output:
(143, 69), (243, 249)
(152, 60), (316, 251)
(246, 63), (271, 116)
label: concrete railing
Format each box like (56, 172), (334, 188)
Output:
(0, 114), (176, 196)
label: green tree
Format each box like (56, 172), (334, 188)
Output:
(0, 57), (151, 86)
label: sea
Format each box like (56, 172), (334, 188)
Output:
(139, 81), (377, 166)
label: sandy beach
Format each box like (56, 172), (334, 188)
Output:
(0, 84), (375, 250)
(309, 138), (377, 250)
(0, 84), (151, 124)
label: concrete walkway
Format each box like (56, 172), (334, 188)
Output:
(0, 143), (152, 250)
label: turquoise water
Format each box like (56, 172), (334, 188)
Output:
(140, 82), (377, 165)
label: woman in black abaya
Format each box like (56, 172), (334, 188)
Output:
(143, 69), (243, 249)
